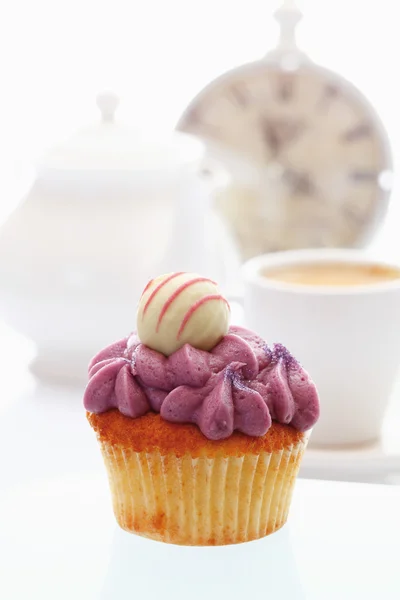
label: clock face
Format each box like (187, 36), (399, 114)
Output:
(177, 63), (392, 257)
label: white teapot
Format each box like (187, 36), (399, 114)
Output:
(0, 94), (230, 383)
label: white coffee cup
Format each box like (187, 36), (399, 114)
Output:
(241, 249), (400, 447)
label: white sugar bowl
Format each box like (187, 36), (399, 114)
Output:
(0, 94), (226, 384)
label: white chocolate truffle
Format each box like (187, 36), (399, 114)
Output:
(136, 272), (230, 356)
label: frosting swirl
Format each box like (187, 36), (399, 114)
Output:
(84, 326), (319, 440)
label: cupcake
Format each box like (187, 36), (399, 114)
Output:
(84, 272), (319, 545)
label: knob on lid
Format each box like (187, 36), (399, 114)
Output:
(38, 92), (204, 173)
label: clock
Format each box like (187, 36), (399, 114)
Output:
(176, 1), (393, 258)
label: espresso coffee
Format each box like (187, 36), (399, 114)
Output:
(262, 262), (400, 287)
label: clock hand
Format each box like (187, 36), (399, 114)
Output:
(282, 168), (316, 196)
(261, 119), (307, 158)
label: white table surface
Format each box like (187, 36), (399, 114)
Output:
(0, 364), (399, 599)
(0, 355), (399, 600)
(1, 472), (399, 600)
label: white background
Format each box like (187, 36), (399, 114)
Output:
(0, 0), (399, 225)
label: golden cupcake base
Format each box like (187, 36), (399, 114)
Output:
(88, 411), (307, 546)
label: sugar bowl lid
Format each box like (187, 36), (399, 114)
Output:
(38, 92), (204, 175)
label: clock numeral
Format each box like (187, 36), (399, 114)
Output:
(180, 106), (221, 136)
(325, 84), (339, 97)
(342, 122), (372, 142)
(182, 106), (202, 129)
(341, 204), (367, 225)
(276, 74), (294, 102)
(350, 169), (378, 183)
(229, 85), (249, 108)
(319, 84), (340, 108)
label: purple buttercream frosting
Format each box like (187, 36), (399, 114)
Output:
(84, 326), (320, 440)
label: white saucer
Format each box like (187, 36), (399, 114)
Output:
(301, 404), (400, 483)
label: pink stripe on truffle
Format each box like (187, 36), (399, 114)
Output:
(177, 295), (230, 339)
(156, 277), (216, 332)
(140, 278), (154, 298)
(142, 272), (184, 317)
